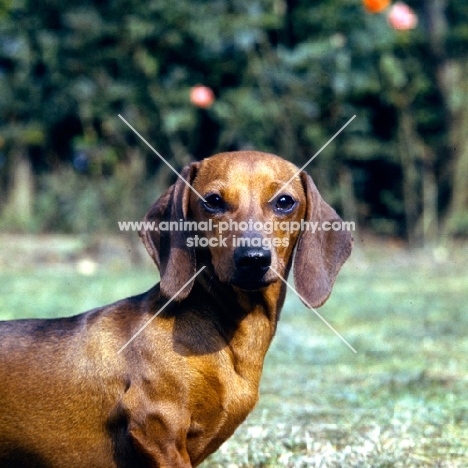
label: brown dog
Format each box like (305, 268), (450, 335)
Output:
(0, 151), (352, 467)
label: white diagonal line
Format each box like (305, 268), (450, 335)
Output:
(269, 266), (357, 353)
(268, 115), (356, 202)
(118, 114), (206, 202)
(117, 266), (206, 354)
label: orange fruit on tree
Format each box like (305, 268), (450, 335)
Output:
(363, 0), (391, 13)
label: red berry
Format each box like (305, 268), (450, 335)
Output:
(190, 85), (215, 109)
(388, 2), (418, 30)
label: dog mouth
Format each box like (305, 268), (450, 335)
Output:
(230, 267), (276, 291)
(230, 276), (273, 291)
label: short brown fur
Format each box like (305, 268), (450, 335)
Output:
(0, 151), (352, 467)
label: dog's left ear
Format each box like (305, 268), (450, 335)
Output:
(293, 172), (353, 308)
(139, 163), (200, 300)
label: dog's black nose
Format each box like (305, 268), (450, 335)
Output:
(234, 247), (271, 272)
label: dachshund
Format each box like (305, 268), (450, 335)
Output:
(0, 151), (352, 467)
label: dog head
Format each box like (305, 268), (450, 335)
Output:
(140, 151), (352, 308)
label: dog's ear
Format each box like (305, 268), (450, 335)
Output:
(293, 172), (353, 308)
(139, 163), (199, 300)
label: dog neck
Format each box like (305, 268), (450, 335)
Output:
(196, 264), (288, 323)
(190, 265), (289, 383)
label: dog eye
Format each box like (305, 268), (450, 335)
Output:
(203, 193), (225, 213)
(275, 195), (296, 213)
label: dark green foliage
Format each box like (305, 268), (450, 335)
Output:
(1, 0), (467, 239)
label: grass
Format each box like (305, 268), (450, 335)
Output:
(0, 238), (467, 467)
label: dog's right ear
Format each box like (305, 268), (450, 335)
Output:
(139, 163), (199, 301)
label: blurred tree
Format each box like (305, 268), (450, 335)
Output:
(0, 0), (467, 241)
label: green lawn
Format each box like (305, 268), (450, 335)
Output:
(0, 242), (467, 467)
